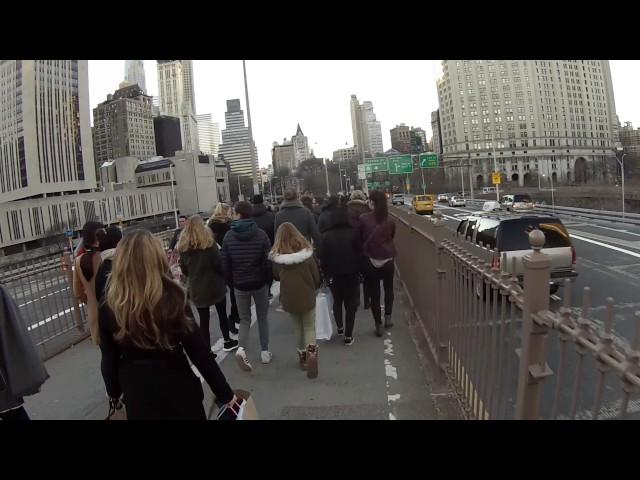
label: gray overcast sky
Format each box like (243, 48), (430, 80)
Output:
(88, 60), (640, 168)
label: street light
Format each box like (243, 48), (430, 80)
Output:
(324, 158), (331, 197)
(169, 163), (179, 229)
(615, 147), (627, 223)
(542, 173), (555, 214)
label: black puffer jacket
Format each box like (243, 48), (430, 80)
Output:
(252, 203), (275, 244)
(320, 207), (360, 278)
(221, 219), (272, 292)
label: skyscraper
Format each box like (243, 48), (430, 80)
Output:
(123, 60), (146, 93)
(437, 60), (619, 186)
(93, 84), (156, 166)
(292, 124), (310, 164)
(430, 110), (443, 155)
(156, 60), (199, 153)
(350, 95), (384, 160)
(0, 60), (96, 204)
(390, 124), (412, 153)
(153, 116), (182, 157)
(218, 99), (258, 176)
(180, 60), (196, 114)
(197, 113), (221, 156)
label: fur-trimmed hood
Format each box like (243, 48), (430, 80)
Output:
(270, 248), (314, 265)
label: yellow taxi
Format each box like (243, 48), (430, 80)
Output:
(412, 194), (435, 215)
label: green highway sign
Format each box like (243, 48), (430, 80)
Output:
(420, 153), (439, 169)
(364, 157), (388, 173)
(388, 155), (413, 174)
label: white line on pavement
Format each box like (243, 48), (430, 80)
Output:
(569, 234), (640, 259)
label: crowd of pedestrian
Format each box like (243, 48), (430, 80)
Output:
(1, 187), (396, 420)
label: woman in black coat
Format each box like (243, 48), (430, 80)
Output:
(320, 205), (361, 345)
(179, 216), (238, 353)
(98, 229), (238, 420)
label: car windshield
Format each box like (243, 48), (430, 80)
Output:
(513, 194), (533, 202)
(393, 194), (403, 198)
(499, 218), (571, 251)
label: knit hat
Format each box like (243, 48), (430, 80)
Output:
(350, 190), (367, 202)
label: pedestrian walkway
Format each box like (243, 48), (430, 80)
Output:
(25, 279), (447, 420)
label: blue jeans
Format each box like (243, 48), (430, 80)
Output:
(235, 286), (270, 351)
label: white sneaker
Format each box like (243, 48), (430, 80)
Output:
(261, 350), (273, 364)
(235, 347), (252, 372)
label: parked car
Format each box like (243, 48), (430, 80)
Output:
(437, 193), (448, 203)
(412, 194), (435, 215)
(482, 200), (501, 212)
(482, 187), (497, 194)
(456, 213), (577, 294)
(392, 193), (405, 206)
(448, 196), (466, 207)
(500, 194), (534, 212)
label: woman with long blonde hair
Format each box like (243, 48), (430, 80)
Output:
(270, 222), (321, 379)
(178, 215), (237, 352)
(98, 229), (237, 420)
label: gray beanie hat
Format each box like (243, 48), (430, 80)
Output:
(350, 190), (367, 201)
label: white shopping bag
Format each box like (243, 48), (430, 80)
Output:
(315, 291), (333, 341)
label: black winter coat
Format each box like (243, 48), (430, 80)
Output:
(346, 200), (371, 229)
(207, 218), (231, 245)
(274, 200), (321, 249)
(98, 290), (233, 420)
(221, 220), (272, 292)
(252, 204), (275, 244)
(180, 246), (227, 308)
(95, 248), (116, 306)
(320, 209), (361, 278)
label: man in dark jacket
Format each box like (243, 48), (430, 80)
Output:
(301, 195), (319, 224)
(221, 201), (272, 373)
(169, 215), (187, 250)
(252, 194), (276, 299)
(275, 189), (321, 251)
(252, 194), (275, 245)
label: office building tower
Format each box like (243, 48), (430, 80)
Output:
(156, 60), (199, 153)
(619, 121), (640, 172)
(123, 60), (146, 93)
(292, 124), (310, 164)
(332, 145), (359, 170)
(181, 60), (196, 114)
(0, 60), (96, 205)
(436, 60), (619, 187)
(350, 95), (384, 160)
(390, 124), (412, 153)
(218, 99), (258, 176)
(93, 84), (156, 167)
(411, 127), (428, 153)
(151, 96), (160, 117)
(153, 115), (183, 157)
(272, 141), (296, 173)
(197, 113), (221, 156)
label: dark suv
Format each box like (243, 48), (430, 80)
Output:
(456, 213), (577, 294)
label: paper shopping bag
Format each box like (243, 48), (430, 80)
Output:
(235, 389), (259, 420)
(315, 292), (333, 341)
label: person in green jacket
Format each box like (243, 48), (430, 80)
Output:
(178, 215), (238, 353)
(270, 222), (321, 379)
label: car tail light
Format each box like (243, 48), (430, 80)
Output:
(571, 245), (576, 266)
(492, 256), (500, 270)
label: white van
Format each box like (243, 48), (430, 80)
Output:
(482, 187), (497, 194)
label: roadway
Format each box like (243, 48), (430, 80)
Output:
(398, 197), (640, 419)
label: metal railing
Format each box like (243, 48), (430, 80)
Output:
(390, 207), (640, 419)
(0, 229), (179, 360)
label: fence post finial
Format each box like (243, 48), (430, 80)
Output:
(515, 229), (553, 420)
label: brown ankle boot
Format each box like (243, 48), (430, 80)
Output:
(297, 350), (307, 371)
(306, 344), (318, 379)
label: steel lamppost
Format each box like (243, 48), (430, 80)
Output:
(615, 147), (626, 223)
(169, 163), (179, 229)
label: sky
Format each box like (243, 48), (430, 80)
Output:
(88, 60), (640, 169)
